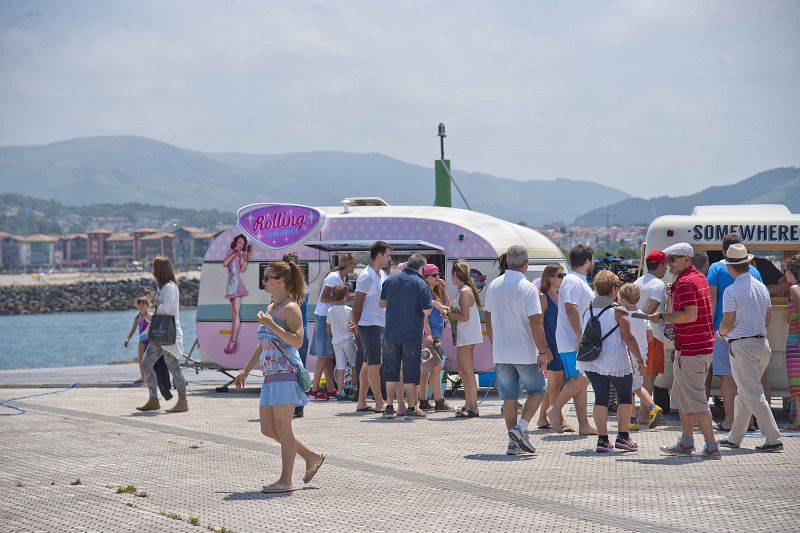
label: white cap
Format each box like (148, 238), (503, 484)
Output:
(662, 242), (694, 257)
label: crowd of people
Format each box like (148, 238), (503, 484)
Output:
(127, 232), (797, 493)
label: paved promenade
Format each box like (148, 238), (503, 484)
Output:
(1, 366), (797, 532)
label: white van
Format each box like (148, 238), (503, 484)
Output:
(644, 204), (798, 401)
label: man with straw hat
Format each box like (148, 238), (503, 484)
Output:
(716, 243), (783, 452)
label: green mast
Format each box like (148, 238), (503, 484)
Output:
(434, 123), (452, 208)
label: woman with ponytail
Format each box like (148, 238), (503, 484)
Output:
(234, 261), (324, 493)
(309, 253), (356, 400)
(449, 260), (484, 417)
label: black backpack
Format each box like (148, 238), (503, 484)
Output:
(577, 305), (619, 362)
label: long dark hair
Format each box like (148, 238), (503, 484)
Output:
(230, 234), (247, 250)
(452, 259), (482, 309)
(539, 263), (563, 294)
(152, 256), (177, 289)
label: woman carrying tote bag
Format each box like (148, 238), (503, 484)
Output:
(136, 256), (189, 413)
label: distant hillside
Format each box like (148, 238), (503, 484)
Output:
(0, 193), (233, 235)
(574, 167), (800, 226)
(0, 136), (629, 225)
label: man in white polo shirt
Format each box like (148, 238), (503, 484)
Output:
(485, 245), (552, 455)
(717, 243), (783, 452)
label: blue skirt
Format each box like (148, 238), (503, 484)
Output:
(260, 380), (309, 407)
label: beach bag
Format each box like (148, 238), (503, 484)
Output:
(275, 341), (312, 392)
(149, 312), (176, 346)
(577, 305), (618, 362)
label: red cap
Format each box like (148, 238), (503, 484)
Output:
(646, 250), (667, 264)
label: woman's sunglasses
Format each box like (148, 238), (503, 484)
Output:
(427, 273), (440, 278)
(552, 273), (566, 278)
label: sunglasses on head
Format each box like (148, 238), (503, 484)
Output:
(264, 275), (281, 281)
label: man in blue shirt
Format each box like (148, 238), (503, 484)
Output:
(380, 254), (432, 420)
(707, 233), (762, 431)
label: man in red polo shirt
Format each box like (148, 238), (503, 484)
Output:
(649, 242), (720, 458)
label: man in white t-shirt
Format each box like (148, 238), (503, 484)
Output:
(634, 250), (668, 394)
(351, 241), (392, 413)
(485, 245), (551, 455)
(546, 245), (597, 435)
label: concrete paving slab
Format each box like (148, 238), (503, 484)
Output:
(1, 375), (797, 532)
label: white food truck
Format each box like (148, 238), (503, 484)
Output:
(644, 204), (798, 401)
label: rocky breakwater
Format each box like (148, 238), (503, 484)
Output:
(0, 277), (199, 315)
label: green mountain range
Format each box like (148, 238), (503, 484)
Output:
(0, 136), (628, 226)
(574, 167), (800, 226)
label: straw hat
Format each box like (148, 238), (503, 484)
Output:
(721, 243), (755, 264)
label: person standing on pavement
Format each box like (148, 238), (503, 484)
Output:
(419, 263), (453, 412)
(648, 243), (720, 458)
(693, 251), (710, 276)
(379, 254), (432, 419)
(577, 271), (645, 453)
(535, 263), (571, 431)
(708, 234), (763, 431)
(136, 256), (188, 414)
(449, 259), (484, 417)
(546, 245), (597, 435)
(716, 244), (783, 452)
(308, 253), (356, 401)
(634, 251), (668, 396)
(784, 254), (800, 430)
(352, 241), (392, 413)
(484, 245), (552, 455)
(234, 261), (325, 493)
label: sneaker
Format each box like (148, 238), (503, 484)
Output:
(697, 445), (722, 459)
(418, 400), (433, 411)
(382, 406), (395, 419)
(755, 442), (783, 452)
(660, 440), (695, 456)
(628, 420), (640, 431)
(293, 407), (304, 419)
(506, 442), (522, 455)
(306, 389), (318, 399)
(507, 426), (537, 454)
(718, 439), (740, 449)
(336, 390), (347, 401)
(405, 407), (427, 420)
(648, 405), (664, 429)
(316, 391), (329, 401)
(596, 439), (614, 453)
(434, 400), (453, 412)
(395, 411), (407, 418)
(346, 389), (359, 401)
(615, 436), (639, 452)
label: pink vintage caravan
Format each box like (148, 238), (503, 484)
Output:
(196, 199), (565, 382)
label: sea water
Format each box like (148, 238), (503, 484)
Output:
(0, 309), (197, 370)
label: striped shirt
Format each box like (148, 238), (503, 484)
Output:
(672, 265), (714, 356)
(722, 272), (771, 339)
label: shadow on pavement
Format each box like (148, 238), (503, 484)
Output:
(463, 453), (536, 462)
(539, 434), (589, 441)
(220, 487), (319, 500)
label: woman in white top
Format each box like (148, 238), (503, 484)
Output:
(449, 260), (483, 417)
(576, 270), (644, 453)
(136, 256), (189, 413)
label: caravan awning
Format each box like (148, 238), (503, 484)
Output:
(303, 240), (445, 253)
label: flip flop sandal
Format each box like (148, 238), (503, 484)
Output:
(713, 422), (731, 431)
(462, 408), (479, 418)
(562, 425), (576, 433)
(454, 407), (467, 417)
(356, 407), (374, 412)
(536, 424), (552, 430)
(303, 454), (326, 484)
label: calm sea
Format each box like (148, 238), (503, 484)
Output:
(0, 309), (197, 370)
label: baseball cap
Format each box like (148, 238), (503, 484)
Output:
(662, 242), (694, 258)
(422, 264), (440, 277)
(645, 250), (667, 264)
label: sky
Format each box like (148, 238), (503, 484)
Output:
(0, 0), (798, 197)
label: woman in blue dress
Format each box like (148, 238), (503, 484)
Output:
(235, 261), (325, 493)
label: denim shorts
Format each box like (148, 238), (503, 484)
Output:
(357, 325), (384, 365)
(495, 363), (546, 400)
(712, 338), (732, 376)
(559, 351), (584, 380)
(382, 341), (422, 384)
(310, 315), (334, 358)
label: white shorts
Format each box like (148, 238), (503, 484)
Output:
(632, 350), (648, 390)
(333, 340), (357, 371)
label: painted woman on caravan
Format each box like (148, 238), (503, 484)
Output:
(449, 259), (484, 417)
(234, 261), (324, 493)
(223, 233), (252, 355)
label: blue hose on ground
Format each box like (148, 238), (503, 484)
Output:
(0, 384), (77, 416)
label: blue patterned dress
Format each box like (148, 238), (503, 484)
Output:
(258, 319), (309, 407)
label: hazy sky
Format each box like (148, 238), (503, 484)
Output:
(0, 0), (798, 197)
